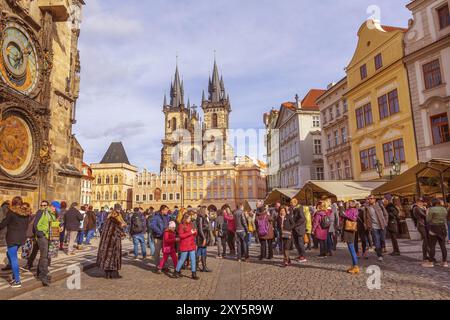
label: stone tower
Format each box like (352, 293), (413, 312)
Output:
(160, 66), (199, 172)
(201, 60), (233, 164)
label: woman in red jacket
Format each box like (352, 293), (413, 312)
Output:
(173, 213), (199, 280)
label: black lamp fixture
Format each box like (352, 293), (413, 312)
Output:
(375, 159), (383, 178)
(390, 158), (401, 179)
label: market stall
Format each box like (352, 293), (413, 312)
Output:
(264, 188), (299, 205)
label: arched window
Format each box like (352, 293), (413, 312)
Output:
(113, 191), (118, 200)
(149, 194), (154, 201)
(105, 176), (110, 184)
(212, 113), (218, 128)
(162, 194), (167, 201)
(97, 176), (102, 184)
(105, 191), (109, 201)
(114, 175), (118, 184)
(171, 117), (177, 130)
(184, 118), (188, 129)
(97, 192), (101, 201)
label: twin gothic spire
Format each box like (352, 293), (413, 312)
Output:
(164, 59), (228, 109)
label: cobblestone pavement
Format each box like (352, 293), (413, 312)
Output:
(12, 239), (450, 300)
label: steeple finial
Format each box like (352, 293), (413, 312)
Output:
(170, 64), (183, 108)
(210, 58), (222, 103)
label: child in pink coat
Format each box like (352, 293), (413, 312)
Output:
(157, 221), (178, 273)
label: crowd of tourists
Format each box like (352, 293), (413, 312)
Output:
(0, 194), (449, 288)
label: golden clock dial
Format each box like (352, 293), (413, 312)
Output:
(0, 22), (39, 95)
(0, 115), (34, 176)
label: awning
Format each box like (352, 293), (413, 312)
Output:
(372, 159), (450, 197)
(295, 180), (386, 204)
(264, 188), (300, 205)
(243, 200), (259, 212)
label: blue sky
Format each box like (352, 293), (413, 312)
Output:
(74, 0), (411, 171)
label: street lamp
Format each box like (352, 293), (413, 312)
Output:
(390, 158), (401, 180)
(375, 159), (383, 178)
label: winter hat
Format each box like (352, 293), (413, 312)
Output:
(384, 194), (393, 202)
(169, 221), (176, 229)
(51, 201), (61, 213)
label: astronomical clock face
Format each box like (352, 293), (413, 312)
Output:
(0, 115), (34, 176)
(0, 21), (39, 95)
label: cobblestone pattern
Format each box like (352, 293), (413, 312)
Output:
(12, 239), (450, 300)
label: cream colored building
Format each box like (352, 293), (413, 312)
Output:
(263, 109), (281, 191)
(317, 77), (354, 180)
(91, 142), (138, 210)
(80, 162), (94, 206)
(404, 0), (450, 161)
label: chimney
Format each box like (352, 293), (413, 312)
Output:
(295, 94), (301, 109)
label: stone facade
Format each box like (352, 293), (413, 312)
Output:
(346, 21), (418, 181)
(0, 0), (85, 209)
(404, 0), (450, 161)
(317, 77), (353, 180)
(80, 162), (93, 206)
(276, 90), (325, 189)
(263, 109), (280, 191)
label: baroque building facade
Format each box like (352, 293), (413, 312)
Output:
(80, 162), (93, 205)
(91, 142), (137, 210)
(275, 89), (325, 189)
(346, 21), (418, 181)
(263, 108), (280, 191)
(0, 0), (85, 208)
(404, 0), (450, 161)
(317, 77), (354, 180)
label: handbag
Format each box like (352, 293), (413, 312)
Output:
(21, 239), (33, 259)
(282, 230), (292, 239)
(344, 219), (357, 232)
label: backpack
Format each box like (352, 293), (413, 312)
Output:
(131, 213), (145, 234)
(320, 214), (332, 229)
(257, 217), (269, 237)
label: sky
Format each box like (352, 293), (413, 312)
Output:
(74, 0), (412, 172)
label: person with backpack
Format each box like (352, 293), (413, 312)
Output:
(244, 209), (256, 258)
(342, 200), (360, 274)
(255, 207), (274, 260)
(383, 194), (401, 256)
(64, 203), (84, 255)
(0, 197), (32, 288)
(150, 205), (170, 267)
(423, 198), (448, 268)
(215, 208), (228, 258)
(312, 201), (330, 258)
(277, 206), (295, 267)
(130, 207), (147, 260)
(234, 204), (249, 262)
(363, 195), (388, 262)
(84, 206), (97, 245)
(354, 201), (369, 259)
(196, 206), (211, 272)
(290, 198), (307, 262)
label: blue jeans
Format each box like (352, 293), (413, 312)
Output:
(132, 234), (147, 258)
(371, 229), (384, 257)
(176, 250), (196, 272)
(85, 229), (95, 244)
(327, 233), (333, 253)
(245, 233), (252, 247)
(347, 242), (358, 266)
(147, 233), (155, 256)
(77, 231), (84, 245)
(7, 245), (20, 283)
(236, 231), (247, 260)
(197, 246), (207, 257)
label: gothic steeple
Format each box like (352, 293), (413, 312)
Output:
(209, 59), (225, 103)
(170, 65), (184, 108)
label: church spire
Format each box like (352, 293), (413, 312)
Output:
(170, 65), (184, 108)
(209, 59), (224, 103)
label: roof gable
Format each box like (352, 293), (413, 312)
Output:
(100, 142), (131, 165)
(275, 104), (295, 128)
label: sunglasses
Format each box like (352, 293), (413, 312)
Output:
(41, 204), (48, 207)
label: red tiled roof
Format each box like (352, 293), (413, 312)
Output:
(381, 25), (408, 33)
(301, 89), (327, 111)
(281, 102), (296, 110)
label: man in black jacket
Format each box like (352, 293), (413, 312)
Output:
(383, 194), (401, 256)
(64, 203), (83, 255)
(290, 198), (307, 262)
(234, 204), (249, 262)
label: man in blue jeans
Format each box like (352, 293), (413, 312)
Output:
(233, 204), (249, 262)
(130, 208), (147, 260)
(363, 195), (388, 262)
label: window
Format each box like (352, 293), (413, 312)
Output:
(142, 194), (146, 202)
(329, 108), (334, 121)
(135, 194), (139, 202)
(374, 53), (383, 70)
(316, 167), (324, 180)
(423, 60), (442, 89)
(327, 134), (332, 149)
(335, 103), (340, 117)
(192, 192), (196, 200)
(163, 194), (167, 201)
(212, 113), (218, 128)
(437, 5), (450, 29)
(97, 177), (102, 184)
(344, 160), (351, 179)
(313, 116), (320, 127)
(356, 107), (364, 129)
(337, 162), (342, 180)
(314, 139), (322, 155)
(227, 190), (232, 198)
(330, 164), (335, 180)
(248, 189), (253, 198)
(360, 147), (376, 172)
(97, 192), (101, 201)
(431, 113), (450, 145)
(114, 175), (118, 184)
(364, 103), (373, 126)
(383, 139), (405, 164)
(343, 99), (348, 113)
(322, 111), (327, 124)
(105, 176), (110, 184)
(341, 127), (347, 143)
(360, 64), (367, 80)
(149, 194), (153, 201)
(169, 193), (174, 200)
(334, 130), (339, 146)
(378, 95), (389, 119)
(388, 89), (400, 115)
(176, 193), (180, 200)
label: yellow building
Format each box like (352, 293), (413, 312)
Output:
(91, 142), (138, 210)
(346, 21), (418, 181)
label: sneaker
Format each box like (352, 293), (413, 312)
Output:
(439, 262), (449, 268)
(422, 261), (434, 268)
(348, 266), (360, 274)
(155, 269), (162, 274)
(134, 257), (140, 261)
(10, 281), (21, 288)
(317, 255), (327, 259)
(298, 256), (307, 263)
(378, 256), (383, 262)
(389, 252), (401, 256)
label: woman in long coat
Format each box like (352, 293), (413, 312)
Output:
(96, 204), (127, 279)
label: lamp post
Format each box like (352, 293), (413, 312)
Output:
(375, 159), (383, 179)
(390, 158), (401, 180)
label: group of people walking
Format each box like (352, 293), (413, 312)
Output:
(0, 193), (449, 288)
